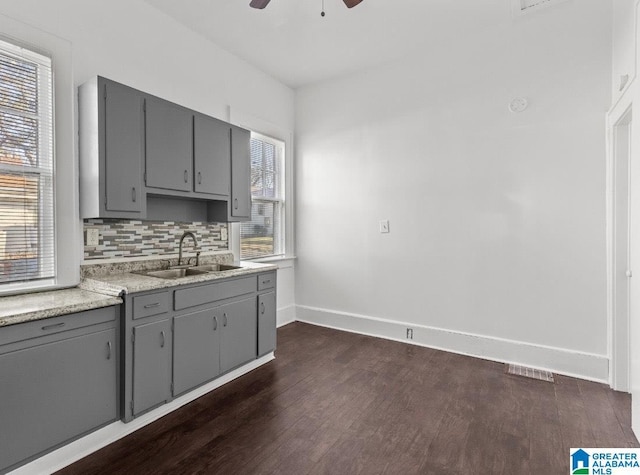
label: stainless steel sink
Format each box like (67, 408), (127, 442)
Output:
(191, 264), (241, 272)
(140, 268), (210, 279)
(136, 264), (241, 279)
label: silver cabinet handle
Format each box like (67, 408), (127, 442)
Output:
(184, 170), (188, 183)
(107, 341), (112, 360)
(223, 313), (228, 327)
(42, 322), (65, 331)
(262, 279), (271, 285)
(234, 198), (238, 210)
(144, 302), (160, 309)
(132, 187), (136, 202)
(261, 302), (265, 314)
(160, 331), (165, 348)
(198, 172), (202, 184)
(213, 316), (218, 331)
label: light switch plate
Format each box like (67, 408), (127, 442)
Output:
(221, 227), (228, 241)
(85, 228), (99, 246)
(379, 220), (390, 233)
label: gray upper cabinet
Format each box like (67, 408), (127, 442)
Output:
(194, 114), (231, 198)
(132, 319), (172, 416)
(79, 77), (145, 218)
(230, 126), (251, 220)
(219, 297), (257, 373)
(145, 98), (193, 193)
(173, 309), (220, 396)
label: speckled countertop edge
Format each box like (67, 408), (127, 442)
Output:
(80, 260), (278, 296)
(0, 288), (122, 327)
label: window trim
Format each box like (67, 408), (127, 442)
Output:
(0, 17), (78, 296)
(241, 132), (286, 261)
(227, 108), (294, 263)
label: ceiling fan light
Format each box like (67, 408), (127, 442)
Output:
(250, 0), (271, 9)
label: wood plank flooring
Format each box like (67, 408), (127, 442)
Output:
(57, 322), (638, 475)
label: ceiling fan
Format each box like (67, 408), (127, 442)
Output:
(250, 0), (364, 9)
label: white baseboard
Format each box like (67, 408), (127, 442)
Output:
(296, 305), (609, 384)
(9, 353), (275, 475)
(277, 304), (296, 328)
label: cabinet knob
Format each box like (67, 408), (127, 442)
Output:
(627, 270), (633, 278)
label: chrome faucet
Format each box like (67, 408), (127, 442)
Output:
(178, 231), (200, 267)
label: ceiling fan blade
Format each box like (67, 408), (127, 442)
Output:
(250, 0), (271, 9)
(343, 0), (364, 8)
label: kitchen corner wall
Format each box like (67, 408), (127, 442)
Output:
(83, 220), (227, 261)
(295, 0), (612, 381)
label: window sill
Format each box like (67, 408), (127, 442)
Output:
(242, 255), (297, 269)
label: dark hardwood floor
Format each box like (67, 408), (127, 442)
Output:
(57, 322), (638, 475)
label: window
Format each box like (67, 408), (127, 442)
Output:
(240, 133), (285, 259)
(0, 38), (54, 285)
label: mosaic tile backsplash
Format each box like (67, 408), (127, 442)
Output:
(83, 219), (228, 260)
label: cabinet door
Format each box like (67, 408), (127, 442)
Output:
(0, 329), (117, 472)
(145, 98), (193, 192)
(194, 115), (230, 197)
(220, 297), (257, 373)
(104, 80), (144, 213)
(230, 126), (251, 220)
(173, 310), (220, 396)
(258, 291), (277, 356)
(133, 319), (172, 416)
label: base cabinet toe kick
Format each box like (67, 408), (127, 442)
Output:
(123, 271), (277, 421)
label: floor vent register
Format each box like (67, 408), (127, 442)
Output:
(506, 364), (555, 383)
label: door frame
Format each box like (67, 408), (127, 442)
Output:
(607, 102), (633, 392)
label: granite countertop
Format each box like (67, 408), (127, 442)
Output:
(79, 252), (278, 296)
(0, 252), (276, 328)
(0, 288), (123, 327)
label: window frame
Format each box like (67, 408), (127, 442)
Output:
(240, 132), (286, 260)
(0, 19), (78, 296)
(227, 108), (294, 264)
(0, 38), (55, 287)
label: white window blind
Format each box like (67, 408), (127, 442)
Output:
(240, 134), (285, 260)
(0, 39), (54, 285)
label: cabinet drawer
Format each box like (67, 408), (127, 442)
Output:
(0, 306), (117, 347)
(258, 272), (276, 291)
(132, 291), (169, 320)
(174, 277), (256, 311)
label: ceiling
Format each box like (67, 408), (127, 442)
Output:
(143, 0), (509, 89)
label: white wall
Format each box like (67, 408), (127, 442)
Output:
(613, 0), (637, 102)
(295, 0), (612, 381)
(0, 0), (296, 314)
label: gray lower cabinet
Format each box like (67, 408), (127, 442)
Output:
(0, 307), (118, 474)
(173, 309), (220, 396)
(132, 319), (172, 416)
(145, 97), (193, 192)
(219, 297), (257, 373)
(258, 291), (276, 356)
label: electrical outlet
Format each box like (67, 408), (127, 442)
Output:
(379, 220), (390, 233)
(85, 228), (99, 246)
(221, 227), (228, 241)
(406, 328), (413, 340)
